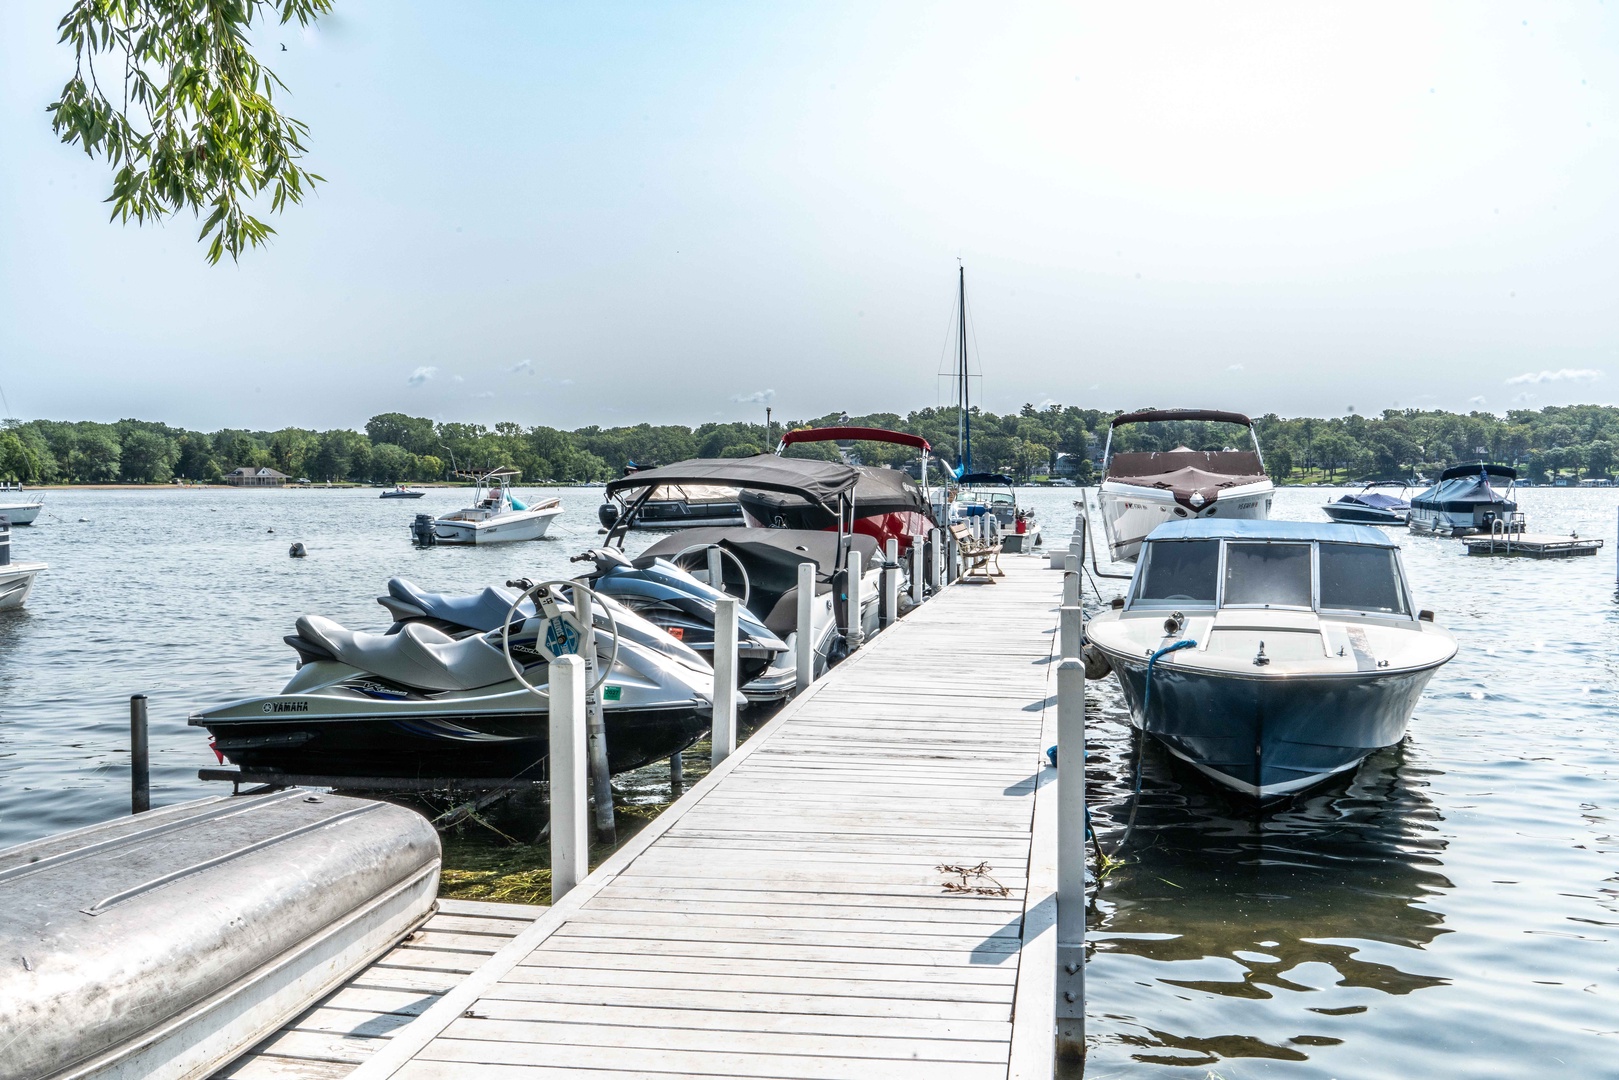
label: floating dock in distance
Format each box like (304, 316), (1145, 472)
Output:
(1462, 533), (1605, 558)
(340, 553), (1066, 1080)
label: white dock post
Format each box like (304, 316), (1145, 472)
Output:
(910, 542), (925, 606)
(706, 545), (724, 591)
(1060, 601), (1082, 662)
(575, 588), (615, 845)
(1063, 553), (1080, 608)
(845, 548), (864, 651)
(549, 653), (588, 902)
(795, 560), (816, 691)
(931, 528), (945, 590)
(712, 595), (739, 765)
(1055, 605), (1086, 1064)
(881, 538), (899, 628)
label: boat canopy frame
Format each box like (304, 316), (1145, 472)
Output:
(603, 456), (862, 561)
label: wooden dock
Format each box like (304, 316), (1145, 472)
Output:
(339, 552), (1066, 1080)
(215, 899), (548, 1080)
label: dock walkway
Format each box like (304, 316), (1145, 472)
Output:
(348, 553), (1064, 1080)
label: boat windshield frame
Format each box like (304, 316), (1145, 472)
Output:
(1127, 537), (1415, 619)
(1102, 411), (1267, 476)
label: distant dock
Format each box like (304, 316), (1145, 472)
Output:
(1462, 532), (1604, 558)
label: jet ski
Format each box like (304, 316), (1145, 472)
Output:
(634, 527), (883, 701)
(190, 582), (714, 780)
(378, 554), (790, 686)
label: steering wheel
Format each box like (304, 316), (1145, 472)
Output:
(500, 579), (620, 699)
(670, 543), (752, 607)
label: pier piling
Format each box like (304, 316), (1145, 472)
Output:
(910, 541), (924, 606)
(576, 588), (615, 846)
(711, 595), (739, 765)
(794, 560), (815, 692)
(844, 548), (864, 651)
(129, 694), (149, 815)
(1055, 605), (1087, 1067)
(1063, 553), (1080, 607)
(548, 654), (587, 901)
(880, 538), (899, 627)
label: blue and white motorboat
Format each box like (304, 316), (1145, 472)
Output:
(1322, 481), (1411, 525)
(1408, 463), (1518, 536)
(433, 468), (562, 545)
(1085, 520), (1457, 800)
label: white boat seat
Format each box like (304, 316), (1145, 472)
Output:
(295, 615), (515, 692)
(385, 577), (530, 631)
(762, 582), (833, 638)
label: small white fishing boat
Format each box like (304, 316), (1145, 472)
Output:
(0, 483), (43, 526)
(433, 468), (562, 545)
(379, 484), (425, 499)
(0, 516), (44, 610)
(1097, 409), (1275, 561)
(0, 790), (439, 1080)
(1086, 520), (1456, 800)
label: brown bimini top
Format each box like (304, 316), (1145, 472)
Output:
(1104, 450), (1268, 511)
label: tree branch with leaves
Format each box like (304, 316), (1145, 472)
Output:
(48, 0), (331, 263)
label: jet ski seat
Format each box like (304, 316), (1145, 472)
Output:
(295, 615), (517, 692)
(383, 578), (530, 633)
(761, 582), (834, 638)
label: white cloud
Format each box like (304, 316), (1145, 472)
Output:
(452, 375), (465, 383)
(1224, 363), (1245, 373)
(732, 388), (776, 405)
(543, 375), (575, 387)
(407, 366), (438, 387)
(1468, 395), (1487, 406)
(471, 391), (496, 399)
(511, 359), (535, 376)
(1504, 368), (1603, 386)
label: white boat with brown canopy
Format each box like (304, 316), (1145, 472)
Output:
(1098, 408), (1275, 561)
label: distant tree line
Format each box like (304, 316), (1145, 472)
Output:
(1, 404), (1616, 486)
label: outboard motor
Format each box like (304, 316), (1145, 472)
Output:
(0, 515), (9, 567)
(598, 501), (620, 529)
(410, 513), (437, 547)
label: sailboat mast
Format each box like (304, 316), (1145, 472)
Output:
(957, 266), (971, 474)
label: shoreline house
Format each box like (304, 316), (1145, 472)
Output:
(224, 466), (290, 488)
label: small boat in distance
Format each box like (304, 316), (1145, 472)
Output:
(379, 484), (426, 499)
(1408, 464), (1519, 536)
(954, 472), (1042, 552)
(1097, 409), (1275, 561)
(432, 468), (562, 545)
(1085, 519), (1457, 801)
(0, 482), (43, 525)
(1322, 481), (1411, 525)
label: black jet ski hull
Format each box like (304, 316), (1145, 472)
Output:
(199, 706), (709, 780)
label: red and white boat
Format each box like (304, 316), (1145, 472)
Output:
(738, 427), (938, 554)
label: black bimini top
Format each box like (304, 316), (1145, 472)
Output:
(958, 472), (1015, 486)
(605, 456), (859, 510)
(1437, 462), (1517, 482)
(1111, 409), (1254, 428)
(739, 465), (931, 525)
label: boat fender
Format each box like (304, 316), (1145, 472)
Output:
(288, 542), (307, 558)
(1082, 644), (1112, 681)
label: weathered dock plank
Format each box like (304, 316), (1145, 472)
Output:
(213, 899), (546, 1080)
(343, 554), (1062, 1079)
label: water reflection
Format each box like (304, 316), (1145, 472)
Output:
(1087, 735), (1454, 1066)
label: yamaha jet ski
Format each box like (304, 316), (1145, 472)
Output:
(190, 582), (714, 780)
(377, 553), (789, 685)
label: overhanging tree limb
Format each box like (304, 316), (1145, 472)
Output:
(48, 0), (331, 264)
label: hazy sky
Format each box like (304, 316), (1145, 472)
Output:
(2, 2), (1616, 431)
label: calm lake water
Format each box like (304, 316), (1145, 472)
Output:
(1, 484), (1616, 1077)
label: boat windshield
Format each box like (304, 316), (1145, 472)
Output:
(1223, 542), (1312, 608)
(1319, 542), (1408, 615)
(1132, 540), (1219, 607)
